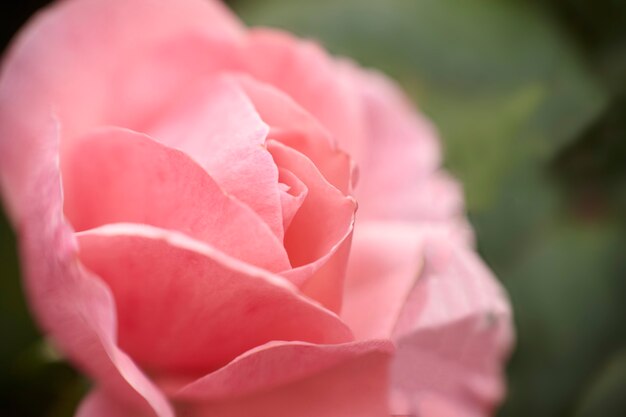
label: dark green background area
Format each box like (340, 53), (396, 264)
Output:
(1, 0), (625, 416)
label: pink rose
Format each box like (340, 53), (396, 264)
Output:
(0, 0), (513, 416)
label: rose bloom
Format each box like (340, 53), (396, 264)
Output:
(0, 0), (513, 416)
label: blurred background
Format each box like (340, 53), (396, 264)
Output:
(1, 0), (624, 416)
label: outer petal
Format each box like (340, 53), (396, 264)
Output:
(62, 126), (289, 272)
(390, 236), (514, 416)
(345, 66), (466, 223)
(0, 0), (241, 221)
(144, 77), (285, 239)
(76, 223), (354, 377)
(174, 340), (393, 401)
(6, 122), (172, 417)
(76, 389), (151, 417)
(179, 345), (392, 417)
(342, 221), (473, 340)
(342, 221), (511, 416)
(341, 222), (426, 340)
(242, 29), (365, 162)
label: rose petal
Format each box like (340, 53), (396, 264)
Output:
(362, 169), (466, 223)
(341, 222), (426, 340)
(62, 126), (289, 272)
(349, 67), (441, 172)
(0, 0), (242, 220)
(175, 340), (393, 401)
(33, 0), (241, 130)
(415, 393), (482, 417)
(346, 67), (465, 223)
(390, 236), (514, 416)
(277, 168), (308, 231)
(76, 223), (354, 377)
(76, 389), (153, 417)
(341, 220), (511, 415)
(267, 140), (354, 266)
(242, 30), (365, 160)
(342, 221), (475, 340)
(6, 122), (172, 417)
(268, 140), (356, 312)
(144, 77), (285, 239)
(179, 345), (392, 417)
(235, 75), (354, 194)
(296, 234), (354, 317)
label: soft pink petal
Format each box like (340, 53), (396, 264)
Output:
(345, 66), (465, 223)
(348, 66), (441, 171)
(174, 340), (393, 401)
(268, 140), (356, 312)
(144, 77), (285, 239)
(5, 122), (172, 417)
(411, 393), (482, 417)
(76, 223), (354, 378)
(342, 222), (474, 340)
(76, 389), (152, 417)
(180, 345), (392, 417)
(235, 75), (354, 194)
(0, 0), (241, 220)
(296, 235), (354, 317)
(25, 0), (241, 134)
(341, 222), (426, 340)
(268, 139), (354, 266)
(393, 237), (512, 335)
(277, 168), (308, 231)
(242, 30), (365, 163)
(390, 236), (514, 416)
(341, 220), (511, 415)
(62, 126), (289, 272)
(361, 169), (465, 223)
